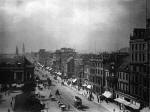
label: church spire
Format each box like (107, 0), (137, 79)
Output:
(22, 43), (25, 55)
(16, 46), (19, 55)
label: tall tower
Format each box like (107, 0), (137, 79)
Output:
(16, 46), (19, 56)
(22, 43), (25, 55)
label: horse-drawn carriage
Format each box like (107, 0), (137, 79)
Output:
(73, 96), (82, 109)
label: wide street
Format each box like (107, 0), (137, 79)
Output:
(36, 67), (110, 112)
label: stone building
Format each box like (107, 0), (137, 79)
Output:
(0, 55), (34, 84)
(66, 57), (75, 78)
(53, 48), (76, 74)
(129, 18), (150, 108)
(89, 54), (104, 94)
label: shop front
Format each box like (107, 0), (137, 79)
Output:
(114, 94), (140, 112)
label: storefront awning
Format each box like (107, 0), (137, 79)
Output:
(102, 91), (112, 98)
(72, 79), (77, 83)
(82, 84), (87, 87)
(87, 85), (92, 89)
(57, 76), (61, 80)
(115, 98), (140, 110)
(128, 103), (140, 110)
(57, 72), (62, 76)
(114, 98), (130, 106)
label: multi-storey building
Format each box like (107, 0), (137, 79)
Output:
(103, 52), (129, 99)
(74, 58), (84, 87)
(89, 54), (104, 94)
(129, 19), (150, 108)
(53, 48), (76, 74)
(38, 49), (47, 66)
(66, 57), (75, 78)
(38, 49), (53, 67)
(115, 56), (132, 110)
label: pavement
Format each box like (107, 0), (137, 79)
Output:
(64, 81), (130, 112)
(0, 90), (22, 112)
(49, 78), (110, 112)
(35, 67), (131, 112)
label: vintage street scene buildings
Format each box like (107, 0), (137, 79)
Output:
(0, 1), (149, 112)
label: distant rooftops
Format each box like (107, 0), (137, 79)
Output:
(0, 54), (34, 68)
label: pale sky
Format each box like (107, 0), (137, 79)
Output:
(0, 0), (149, 53)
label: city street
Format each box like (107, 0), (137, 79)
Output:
(36, 68), (110, 112)
(51, 80), (110, 112)
(0, 1), (149, 112)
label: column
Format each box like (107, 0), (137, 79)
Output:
(22, 72), (24, 82)
(14, 72), (16, 81)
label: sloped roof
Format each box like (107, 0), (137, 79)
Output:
(0, 55), (33, 67)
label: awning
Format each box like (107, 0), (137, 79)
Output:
(82, 84), (87, 87)
(114, 98), (140, 110)
(87, 85), (92, 89)
(114, 98), (130, 106)
(128, 103), (140, 110)
(57, 72), (62, 76)
(102, 91), (112, 98)
(57, 76), (61, 80)
(72, 79), (77, 83)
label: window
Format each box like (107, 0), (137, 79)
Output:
(123, 73), (125, 80)
(124, 73), (126, 80)
(143, 44), (145, 50)
(132, 54), (134, 61)
(132, 44), (134, 50)
(139, 44), (141, 50)
(126, 74), (128, 80)
(135, 53), (137, 61)
(139, 53), (141, 62)
(135, 44), (137, 50)
(143, 54), (145, 62)
(143, 66), (146, 73)
(133, 66), (136, 71)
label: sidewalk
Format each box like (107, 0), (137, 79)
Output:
(0, 90), (22, 112)
(65, 83), (129, 112)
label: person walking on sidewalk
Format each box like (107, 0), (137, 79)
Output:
(67, 105), (70, 110)
(113, 108), (115, 112)
(10, 101), (12, 108)
(98, 94), (101, 103)
(8, 108), (10, 112)
(97, 94), (99, 103)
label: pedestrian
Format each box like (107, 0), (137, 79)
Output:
(113, 108), (115, 112)
(10, 101), (12, 107)
(97, 94), (99, 103)
(8, 108), (10, 112)
(99, 95), (101, 103)
(67, 105), (70, 110)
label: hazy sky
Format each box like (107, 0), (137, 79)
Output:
(0, 0), (149, 53)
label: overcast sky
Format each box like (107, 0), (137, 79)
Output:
(0, 0), (149, 53)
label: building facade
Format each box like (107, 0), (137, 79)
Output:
(0, 55), (34, 85)
(129, 19), (150, 107)
(89, 54), (104, 94)
(66, 57), (75, 78)
(53, 48), (76, 75)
